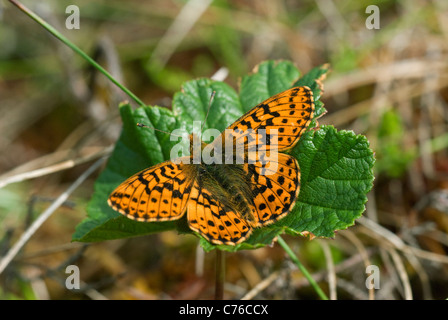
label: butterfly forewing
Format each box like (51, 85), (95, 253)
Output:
(108, 157), (193, 222)
(222, 86), (314, 153)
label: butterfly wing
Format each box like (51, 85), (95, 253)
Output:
(187, 181), (252, 245)
(108, 157), (194, 222)
(246, 153), (300, 226)
(224, 86), (314, 153)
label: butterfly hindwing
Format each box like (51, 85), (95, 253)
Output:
(246, 153), (300, 226)
(187, 181), (252, 245)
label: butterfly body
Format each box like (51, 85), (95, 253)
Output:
(186, 133), (255, 223)
(108, 86), (315, 245)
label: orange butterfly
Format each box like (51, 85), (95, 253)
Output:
(108, 86), (315, 245)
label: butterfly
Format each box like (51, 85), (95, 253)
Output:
(108, 86), (315, 245)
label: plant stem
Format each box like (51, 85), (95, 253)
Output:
(8, 0), (146, 108)
(215, 249), (225, 300)
(277, 236), (329, 300)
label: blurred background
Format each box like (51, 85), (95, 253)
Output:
(0, 0), (447, 300)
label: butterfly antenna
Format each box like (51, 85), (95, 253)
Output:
(201, 90), (216, 133)
(136, 123), (183, 138)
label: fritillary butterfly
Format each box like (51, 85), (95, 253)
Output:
(108, 86), (315, 245)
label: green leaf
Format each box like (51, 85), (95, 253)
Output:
(172, 78), (243, 135)
(74, 61), (374, 253)
(284, 126), (375, 237)
(239, 60), (301, 111)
